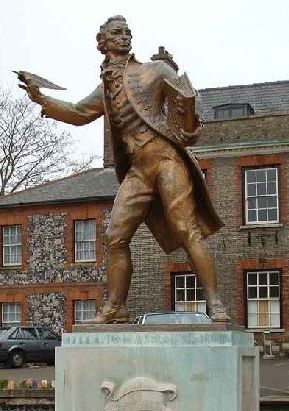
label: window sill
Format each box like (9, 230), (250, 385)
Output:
(245, 328), (284, 333)
(239, 223), (283, 230)
(2, 265), (22, 269)
(73, 261), (97, 264)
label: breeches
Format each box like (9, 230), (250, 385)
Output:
(105, 136), (202, 249)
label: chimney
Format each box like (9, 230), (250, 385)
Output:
(151, 46), (179, 72)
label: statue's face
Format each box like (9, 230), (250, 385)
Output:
(105, 20), (132, 54)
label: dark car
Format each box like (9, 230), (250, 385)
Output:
(0, 326), (61, 368)
(134, 311), (212, 325)
(0, 328), (10, 337)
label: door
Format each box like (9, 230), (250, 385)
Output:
(13, 327), (41, 362)
(37, 328), (60, 363)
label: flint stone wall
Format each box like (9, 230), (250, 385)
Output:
(27, 293), (66, 333)
(0, 213), (106, 286)
(29, 214), (66, 281)
(0, 211), (107, 331)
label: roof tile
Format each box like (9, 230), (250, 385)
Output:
(198, 80), (289, 120)
(0, 168), (119, 207)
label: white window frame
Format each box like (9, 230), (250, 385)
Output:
(2, 225), (22, 266)
(244, 167), (279, 225)
(2, 303), (21, 327)
(74, 220), (96, 263)
(174, 273), (206, 313)
(247, 270), (280, 329)
(74, 300), (97, 324)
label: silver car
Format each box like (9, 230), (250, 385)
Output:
(134, 311), (212, 325)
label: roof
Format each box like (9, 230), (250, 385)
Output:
(0, 168), (119, 208)
(198, 80), (289, 121)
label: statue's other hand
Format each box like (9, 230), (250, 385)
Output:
(19, 83), (44, 105)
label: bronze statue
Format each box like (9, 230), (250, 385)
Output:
(19, 15), (229, 323)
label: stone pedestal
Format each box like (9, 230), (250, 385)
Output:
(55, 325), (259, 411)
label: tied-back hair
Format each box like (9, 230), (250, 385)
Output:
(97, 15), (130, 78)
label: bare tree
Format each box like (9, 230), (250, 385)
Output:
(0, 90), (98, 195)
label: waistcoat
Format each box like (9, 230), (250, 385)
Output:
(102, 57), (155, 153)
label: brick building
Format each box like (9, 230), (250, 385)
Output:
(0, 79), (289, 347)
(105, 79), (289, 345)
(0, 168), (118, 332)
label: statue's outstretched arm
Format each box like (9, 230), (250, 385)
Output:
(24, 84), (105, 126)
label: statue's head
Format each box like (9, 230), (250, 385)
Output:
(97, 16), (132, 55)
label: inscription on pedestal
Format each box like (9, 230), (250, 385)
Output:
(101, 377), (178, 410)
(56, 329), (258, 411)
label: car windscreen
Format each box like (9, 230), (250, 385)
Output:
(0, 329), (10, 339)
(144, 313), (211, 325)
(13, 327), (38, 340)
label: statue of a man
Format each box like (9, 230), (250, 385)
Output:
(22, 15), (229, 323)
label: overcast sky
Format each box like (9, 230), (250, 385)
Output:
(1, 0), (289, 165)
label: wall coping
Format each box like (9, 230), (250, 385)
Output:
(0, 389), (54, 399)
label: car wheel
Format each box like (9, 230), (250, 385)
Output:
(9, 351), (25, 368)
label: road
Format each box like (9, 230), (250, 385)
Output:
(260, 357), (289, 397)
(0, 357), (288, 397)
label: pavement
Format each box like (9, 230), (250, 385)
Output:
(0, 357), (288, 398)
(260, 357), (289, 397)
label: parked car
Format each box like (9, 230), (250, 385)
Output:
(0, 326), (61, 368)
(134, 311), (212, 325)
(0, 327), (10, 337)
